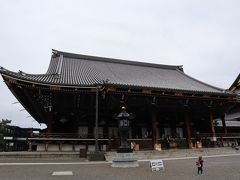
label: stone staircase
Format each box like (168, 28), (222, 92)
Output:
(105, 147), (240, 161)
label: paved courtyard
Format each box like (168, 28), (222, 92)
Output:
(0, 155), (240, 180)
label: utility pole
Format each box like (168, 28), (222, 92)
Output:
(95, 85), (99, 152)
(88, 85), (105, 161)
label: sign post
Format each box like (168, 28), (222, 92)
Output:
(150, 160), (164, 171)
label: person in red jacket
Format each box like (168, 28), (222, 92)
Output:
(196, 156), (204, 175)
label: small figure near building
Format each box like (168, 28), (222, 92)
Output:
(165, 135), (170, 149)
(196, 156), (204, 175)
(131, 141), (136, 150)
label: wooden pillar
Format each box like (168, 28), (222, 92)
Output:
(47, 120), (52, 134)
(209, 111), (216, 137)
(30, 128), (33, 138)
(28, 142), (32, 151)
(209, 111), (217, 146)
(184, 110), (192, 149)
(88, 119), (94, 138)
(47, 119), (53, 134)
(59, 143), (62, 151)
(45, 143), (48, 151)
(72, 143), (75, 151)
(152, 110), (157, 149)
(103, 120), (109, 139)
(221, 113), (227, 135)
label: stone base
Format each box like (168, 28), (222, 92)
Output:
(111, 153), (139, 168)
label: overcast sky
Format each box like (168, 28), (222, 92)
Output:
(0, 0), (239, 128)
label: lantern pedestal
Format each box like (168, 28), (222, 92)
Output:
(111, 152), (139, 168)
(117, 127), (132, 153)
(111, 107), (139, 168)
(117, 147), (132, 153)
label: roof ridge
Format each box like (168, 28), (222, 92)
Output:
(52, 49), (183, 71)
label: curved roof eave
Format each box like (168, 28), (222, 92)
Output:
(0, 70), (97, 89)
(175, 69), (224, 92)
(1, 69), (236, 97)
(229, 73), (240, 91)
(107, 83), (235, 96)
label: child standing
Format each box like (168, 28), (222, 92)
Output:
(196, 156), (204, 175)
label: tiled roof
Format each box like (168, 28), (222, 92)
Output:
(0, 49), (232, 95)
(229, 73), (240, 92)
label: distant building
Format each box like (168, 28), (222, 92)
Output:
(227, 73), (240, 121)
(229, 73), (240, 94)
(218, 73), (240, 135)
(0, 50), (239, 151)
(226, 73), (240, 123)
(2, 125), (40, 151)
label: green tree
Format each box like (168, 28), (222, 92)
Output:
(0, 119), (11, 151)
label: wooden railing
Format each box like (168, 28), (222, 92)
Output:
(31, 133), (110, 139)
(197, 133), (240, 138)
(31, 132), (240, 141)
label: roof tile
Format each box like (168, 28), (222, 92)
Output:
(0, 50), (232, 95)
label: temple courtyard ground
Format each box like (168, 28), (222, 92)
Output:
(0, 154), (240, 180)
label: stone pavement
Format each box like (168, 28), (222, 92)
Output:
(0, 155), (240, 180)
(105, 147), (240, 161)
(0, 147), (239, 160)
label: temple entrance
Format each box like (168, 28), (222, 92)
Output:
(27, 91), (234, 151)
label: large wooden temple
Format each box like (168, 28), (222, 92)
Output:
(0, 50), (239, 151)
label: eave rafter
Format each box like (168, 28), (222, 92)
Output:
(2, 74), (237, 103)
(105, 86), (237, 103)
(2, 74), (97, 93)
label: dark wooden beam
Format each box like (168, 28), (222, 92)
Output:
(184, 110), (192, 149)
(151, 108), (157, 149)
(221, 113), (227, 135)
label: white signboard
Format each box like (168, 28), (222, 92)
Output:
(150, 160), (164, 171)
(210, 136), (217, 142)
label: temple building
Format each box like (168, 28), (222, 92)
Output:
(230, 73), (240, 94)
(224, 74), (240, 124)
(0, 49), (239, 151)
(219, 73), (240, 138)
